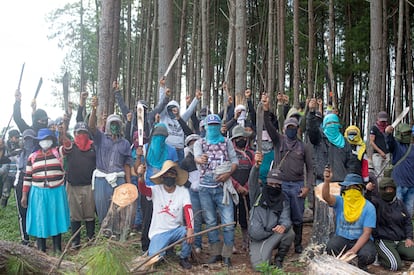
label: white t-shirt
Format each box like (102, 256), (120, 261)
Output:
(148, 185), (192, 239)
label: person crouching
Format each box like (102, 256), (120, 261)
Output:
(137, 160), (194, 269)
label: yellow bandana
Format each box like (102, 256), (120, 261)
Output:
(342, 189), (366, 223)
(344, 125), (366, 161)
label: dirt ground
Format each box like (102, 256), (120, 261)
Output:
(150, 221), (414, 274)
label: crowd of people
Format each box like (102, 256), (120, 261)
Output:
(3, 80), (414, 272)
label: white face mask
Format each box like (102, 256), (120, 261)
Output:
(39, 139), (53, 150)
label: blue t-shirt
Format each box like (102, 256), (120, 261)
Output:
(144, 143), (178, 186)
(333, 195), (376, 240)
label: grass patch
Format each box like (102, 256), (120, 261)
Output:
(0, 193), (21, 241)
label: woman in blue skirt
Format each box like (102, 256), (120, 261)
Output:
(21, 128), (70, 253)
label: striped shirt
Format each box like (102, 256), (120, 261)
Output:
(23, 148), (64, 192)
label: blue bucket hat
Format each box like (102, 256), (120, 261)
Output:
(340, 173), (363, 187)
(36, 128), (55, 141)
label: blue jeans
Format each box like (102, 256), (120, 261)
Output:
(282, 181), (305, 225)
(176, 148), (184, 165)
(397, 186), (414, 218)
(199, 186), (234, 246)
(131, 176), (142, 226)
(148, 226), (191, 259)
(93, 176), (125, 223)
(189, 188), (203, 248)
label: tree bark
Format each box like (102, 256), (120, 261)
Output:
(97, 0), (117, 127)
(307, 0), (315, 98)
(277, 0), (286, 97)
(267, 0), (275, 96)
(368, 0), (383, 156)
(293, 0), (300, 108)
(405, 1), (413, 123)
(235, 0), (247, 105)
(158, 0), (174, 88)
(176, 0), (187, 98)
(201, 0), (211, 107)
(394, 0), (404, 116)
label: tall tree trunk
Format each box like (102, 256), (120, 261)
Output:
(201, 0), (211, 108)
(147, 3), (157, 103)
(97, 0), (117, 126)
(188, 2), (199, 103)
(394, 0), (404, 116)
(109, 0), (121, 115)
(406, 1), (413, 123)
(235, 0), (247, 105)
(381, 0), (388, 110)
(158, 0), (174, 88)
(125, 0), (132, 108)
(176, 0), (187, 98)
(225, 0), (235, 100)
(307, 0), (315, 98)
(368, 0), (383, 155)
(277, 0), (286, 98)
(267, 0), (275, 95)
(327, 0), (336, 109)
(293, 0), (300, 108)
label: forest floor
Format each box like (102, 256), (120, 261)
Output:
(1, 194), (414, 274)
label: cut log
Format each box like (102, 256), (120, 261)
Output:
(311, 182), (340, 245)
(307, 254), (370, 275)
(0, 240), (78, 274)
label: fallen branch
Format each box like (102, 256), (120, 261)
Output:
(129, 222), (236, 272)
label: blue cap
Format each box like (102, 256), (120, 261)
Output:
(340, 173), (363, 187)
(36, 128), (55, 140)
(206, 114), (221, 125)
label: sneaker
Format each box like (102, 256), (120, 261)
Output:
(195, 247), (202, 254)
(179, 258), (192, 269)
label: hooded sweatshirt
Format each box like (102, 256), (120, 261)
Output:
(159, 98), (199, 149)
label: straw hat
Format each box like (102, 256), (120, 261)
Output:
(112, 183), (138, 207)
(150, 160), (188, 186)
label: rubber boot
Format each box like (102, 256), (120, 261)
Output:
(293, 224), (303, 253)
(52, 234), (62, 253)
(241, 228), (249, 251)
(274, 240), (291, 268)
(71, 221), (81, 249)
(207, 242), (222, 264)
(222, 244), (233, 267)
(37, 238), (46, 252)
(86, 220), (95, 240)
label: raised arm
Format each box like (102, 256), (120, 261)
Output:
(181, 89), (202, 122)
(113, 81), (130, 117)
(322, 166), (336, 206)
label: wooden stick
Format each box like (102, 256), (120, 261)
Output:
(131, 222), (236, 272)
(49, 225), (84, 274)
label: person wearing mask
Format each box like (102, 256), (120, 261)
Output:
(137, 160), (193, 269)
(194, 114), (239, 267)
(61, 122), (96, 248)
(384, 123), (414, 218)
(230, 125), (255, 251)
(135, 123), (178, 254)
(181, 134), (203, 253)
(370, 111), (390, 180)
(248, 152), (294, 270)
(14, 129), (37, 245)
(88, 96), (132, 224)
(306, 98), (352, 185)
(366, 171), (414, 271)
(158, 82), (202, 164)
(262, 94), (314, 254)
(322, 171), (376, 272)
(21, 128), (70, 253)
(344, 125), (369, 183)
